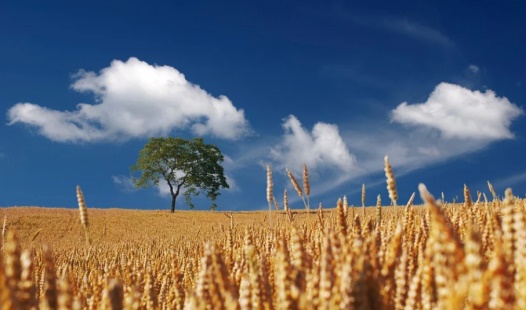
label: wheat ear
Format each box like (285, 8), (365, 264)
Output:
(303, 164), (311, 210)
(283, 189), (289, 212)
(286, 168), (308, 211)
(76, 185), (90, 246)
(343, 195), (348, 218)
(384, 156), (398, 206)
(361, 184), (366, 217)
(464, 184), (472, 208)
(337, 198), (347, 236)
(273, 197), (280, 211)
(376, 194), (382, 228)
(487, 180), (498, 201)
(1, 215), (6, 248)
(266, 165), (273, 228)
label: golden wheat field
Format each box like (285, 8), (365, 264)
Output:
(1, 167), (526, 309)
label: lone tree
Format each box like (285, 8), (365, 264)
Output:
(131, 137), (229, 212)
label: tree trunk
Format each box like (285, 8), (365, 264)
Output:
(168, 180), (184, 213)
(171, 194), (177, 213)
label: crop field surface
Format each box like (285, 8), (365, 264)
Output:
(1, 184), (526, 309)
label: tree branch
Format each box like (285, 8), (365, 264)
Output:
(167, 179), (175, 196)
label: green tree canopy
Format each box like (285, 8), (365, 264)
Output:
(131, 137), (229, 212)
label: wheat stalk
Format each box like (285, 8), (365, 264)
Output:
(317, 203), (324, 230)
(272, 197), (280, 211)
(20, 250), (36, 308)
(40, 244), (58, 309)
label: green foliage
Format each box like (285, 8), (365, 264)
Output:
(131, 137), (229, 211)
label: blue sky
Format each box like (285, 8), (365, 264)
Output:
(1, 0), (525, 211)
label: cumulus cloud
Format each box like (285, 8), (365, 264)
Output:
(391, 83), (522, 140)
(270, 115), (356, 173)
(157, 181), (173, 197)
(7, 57), (250, 142)
(264, 83), (522, 202)
(341, 82), (523, 184)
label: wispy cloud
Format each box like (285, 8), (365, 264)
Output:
(343, 14), (454, 48)
(225, 174), (240, 192)
(320, 64), (396, 90)
(388, 18), (454, 48)
(267, 83), (522, 201)
(7, 57), (250, 142)
(353, 83), (521, 174)
(112, 175), (138, 193)
(468, 64), (480, 74)
(493, 172), (526, 190)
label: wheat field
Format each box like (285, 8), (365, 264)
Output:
(1, 175), (526, 309)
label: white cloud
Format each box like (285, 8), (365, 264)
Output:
(157, 181), (172, 197)
(335, 83), (522, 194)
(7, 57), (250, 142)
(262, 83), (522, 203)
(112, 175), (137, 192)
(344, 125), (485, 176)
(468, 65), (480, 73)
(270, 115), (356, 174)
(391, 82), (522, 140)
